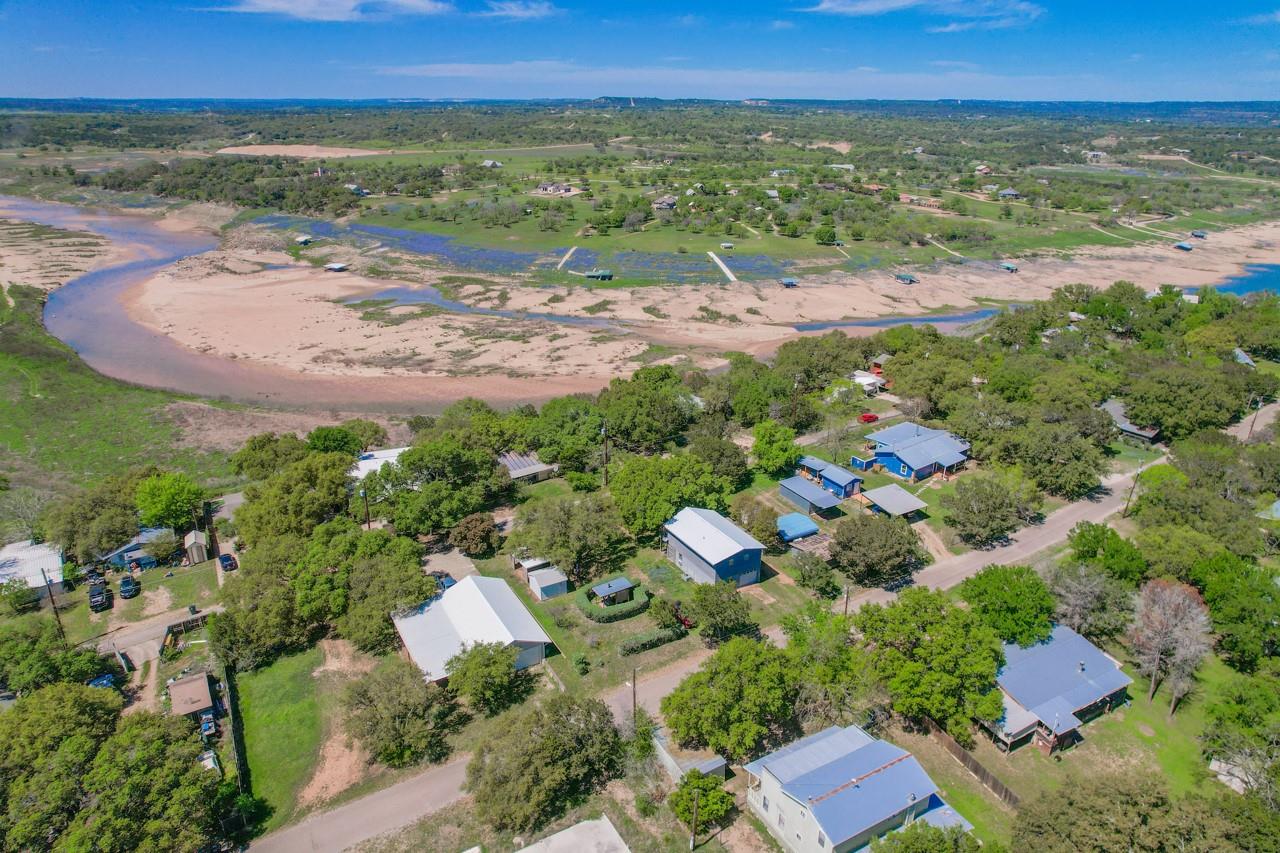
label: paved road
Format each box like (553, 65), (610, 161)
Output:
(249, 756), (470, 853)
(95, 603), (225, 665)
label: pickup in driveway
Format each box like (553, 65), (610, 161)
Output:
(217, 554), (238, 571)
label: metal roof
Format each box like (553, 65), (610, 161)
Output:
(393, 575), (551, 681)
(591, 577), (635, 597)
(528, 567), (568, 588)
(779, 477), (842, 511)
(799, 455), (828, 471)
(351, 447), (409, 481)
(866, 422), (969, 470)
(1100, 399), (1159, 439)
(516, 816), (630, 853)
(777, 513), (820, 542)
(100, 527), (173, 562)
(1260, 499), (1280, 521)
(745, 726), (947, 847)
(997, 625), (1132, 734)
(498, 451), (555, 479)
(183, 530), (208, 547)
(0, 540), (64, 589)
(1234, 348), (1257, 368)
(861, 484), (928, 516)
(798, 457), (862, 488)
(664, 508), (765, 565)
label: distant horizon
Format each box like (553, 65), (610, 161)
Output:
(4, 1), (1280, 102)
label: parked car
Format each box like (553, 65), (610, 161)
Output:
(83, 569), (105, 587)
(217, 553), (238, 571)
(85, 673), (116, 689)
(858, 412), (880, 424)
(199, 711), (218, 740)
(88, 584), (113, 613)
(119, 576), (141, 599)
(429, 571), (457, 591)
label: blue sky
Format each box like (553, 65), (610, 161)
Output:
(3, 1), (1280, 101)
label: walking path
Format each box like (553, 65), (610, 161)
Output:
(706, 250), (738, 282)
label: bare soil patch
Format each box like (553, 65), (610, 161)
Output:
(124, 661), (160, 716)
(298, 639), (378, 808)
(163, 401), (410, 453)
(141, 585), (174, 617)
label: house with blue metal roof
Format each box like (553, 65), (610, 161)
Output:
(796, 456), (863, 499)
(100, 527), (176, 569)
(779, 477), (843, 516)
(744, 725), (971, 853)
(663, 507), (765, 587)
(859, 422), (969, 481)
(984, 625), (1132, 754)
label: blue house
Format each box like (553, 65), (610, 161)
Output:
(985, 625), (1132, 754)
(664, 508), (765, 587)
(779, 477), (842, 516)
(100, 527), (175, 569)
(861, 422), (969, 481)
(796, 456), (863, 499)
(745, 725), (971, 853)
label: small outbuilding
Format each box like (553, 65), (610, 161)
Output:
(779, 476), (842, 516)
(1101, 398), (1159, 443)
(780, 277), (799, 288)
(168, 671), (216, 720)
(324, 262), (349, 272)
(1234, 348), (1257, 369)
(498, 451), (557, 483)
(861, 483), (928, 518)
(590, 576), (635, 606)
(101, 528), (175, 569)
(1174, 241), (1193, 252)
(184, 530), (209, 565)
(796, 456), (862, 499)
(351, 447), (410, 482)
(528, 566), (569, 601)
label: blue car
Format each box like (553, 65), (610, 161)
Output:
(429, 571), (457, 591)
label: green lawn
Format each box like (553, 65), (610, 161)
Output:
(1107, 439), (1164, 475)
(235, 648), (325, 831)
(0, 284), (233, 493)
(114, 561), (221, 622)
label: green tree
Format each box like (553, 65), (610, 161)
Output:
(871, 823), (981, 853)
(1003, 423), (1105, 499)
(1067, 521), (1148, 585)
(40, 466), (159, 564)
(366, 436), (509, 537)
(448, 511), (500, 557)
(0, 683), (124, 850)
(526, 396), (603, 472)
(830, 513), (928, 585)
(339, 418), (388, 451)
(343, 658), (461, 767)
(959, 565), (1055, 647)
(813, 224), (838, 245)
(690, 582), (758, 645)
(661, 637), (799, 760)
(668, 770), (735, 829)
(597, 366), (693, 453)
(514, 493), (631, 584)
(610, 455), (730, 539)
(853, 587), (1004, 744)
(688, 435), (751, 490)
(729, 494), (780, 552)
(59, 712), (228, 853)
(0, 620), (117, 695)
(783, 603), (885, 727)
(942, 473), (1042, 545)
(306, 425), (364, 456)
(750, 419), (800, 475)
(466, 695), (622, 832)
(793, 551), (841, 599)
(0, 577), (38, 616)
(339, 548), (435, 653)
(234, 452), (352, 548)
(230, 431), (310, 480)
(446, 642), (530, 716)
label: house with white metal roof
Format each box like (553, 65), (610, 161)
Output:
(983, 624), (1132, 754)
(744, 725), (971, 853)
(857, 422), (969, 481)
(663, 507), (764, 587)
(0, 540), (65, 598)
(350, 447), (410, 482)
(393, 575), (552, 682)
(498, 451), (557, 483)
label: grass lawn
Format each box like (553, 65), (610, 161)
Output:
(236, 648), (325, 831)
(0, 284), (233, 493)
(1107, 439), (1164, 475)
(114, 561), (220, 622)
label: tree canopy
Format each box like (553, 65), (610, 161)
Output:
(959, 564), (1055, 647)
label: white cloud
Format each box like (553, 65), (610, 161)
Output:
(808, 0), (1043, 32)
(1242, 9), (1280, 24)
(476, 1), (559, 20)
(376, 58), (1092, 100)
(210, 0), (451, 21)
(770, 19), (796, 29)
(930, 59), (979, 69)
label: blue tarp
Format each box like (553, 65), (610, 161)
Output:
(777, 513), (820, 542)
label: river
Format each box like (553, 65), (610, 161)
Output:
(3, 195), (1277, 410)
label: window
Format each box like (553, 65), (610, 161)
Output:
(818, 833), (826, 848)
(761, 796), (769, 812)
(778, 813), (785, 828)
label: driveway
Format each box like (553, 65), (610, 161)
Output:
(1227, 400), (1280, 441)
(248, 756), (470, 853)
(94, 603), (225, 666)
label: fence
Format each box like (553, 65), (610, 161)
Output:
(162, 612), (210, 649)
(923, 718), (1021, 808)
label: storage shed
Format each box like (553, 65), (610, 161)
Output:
(779, 477), (842, 516)
(184, 530), (209, 564)
(861, 484), (928, 518)
(528, 567), (569, 601)
(168, 671), (216, 720)
(591, 577), (635, 605)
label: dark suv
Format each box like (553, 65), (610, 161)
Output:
(88, 583), (114, 612)
(119, 576), (141, 599)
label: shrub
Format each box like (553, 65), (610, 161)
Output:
(448, 512), (500, 557)
(620, 627), (687, 656)
(564, 471), (600, 492)
(649, 596), (683, 631)
(574, 576), (650, 623)
(573, 653), (591, 675)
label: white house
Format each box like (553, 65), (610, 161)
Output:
(0, 540), (65, 599)
(744, 725), (971, 853)
(393, 575), (552, 681)
(350, 447), (410, 482)
(850, 370), (886, 395)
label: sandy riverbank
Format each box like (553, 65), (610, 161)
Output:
(0, 216), (132, 291)
(118, 217), (1280, 398)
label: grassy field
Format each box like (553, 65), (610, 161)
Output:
(236, 647), (325, 831)
(0, 283), (233, 493)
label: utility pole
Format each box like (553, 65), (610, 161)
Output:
(40, 565), (66, 644)
(1121, 471), (1141, 517)
(688, 788), (701, 851)
(360, 488), (371, 530)
(601, 421), (610, 487)
(631, 666), (638, 725)
(843, 585), (850, 617)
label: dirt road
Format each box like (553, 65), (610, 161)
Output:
(1227, 400), (1280, 441)
(94, 603), (225, 666)
(248, 756), (470, 853)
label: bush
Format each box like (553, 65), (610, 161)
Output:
(649, 596), (684, 631)
(564, 471), (600, 492)
(448, 512), (500, 557)
(620, 627), (687, 656)
(794, 553), (841, 598)
(573, 653), (591, 675)
(574, 576), (650, 623)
